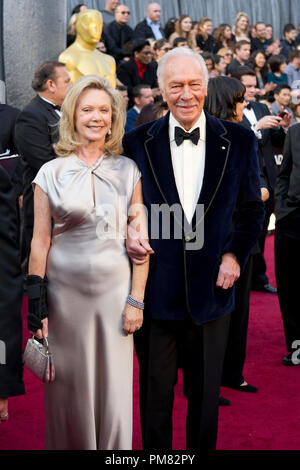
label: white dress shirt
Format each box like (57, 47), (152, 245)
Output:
(243, 106), (262, 139)
(169, 112), (206, 224)
(39, 96), (62, 117)
(146, 18), (163, 40)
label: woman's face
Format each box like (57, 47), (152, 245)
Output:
(156, 42), (172, 60)
(265, 26), (273, 40)
(75, 89), (112, 145)
(224, 50), (233, 64)
(238, 15), (249, 31)
(255, 52), (266, 69)
(233, 97), (246, 123)
(181, 17), (192, 33)
(202, 21), (213, 35)
(224, 26), (232, 39)
(280, 61), (287, 73)
(205, 58), (214, 72)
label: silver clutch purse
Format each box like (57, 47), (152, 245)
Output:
(24, 336), (55, 383)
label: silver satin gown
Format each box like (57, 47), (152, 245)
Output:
(33, 153), (141, 450)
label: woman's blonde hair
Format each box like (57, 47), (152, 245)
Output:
(54, 75), (126, 157)
(233, 12), (250, 37)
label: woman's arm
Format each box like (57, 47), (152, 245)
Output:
(123, 179), (150, 335)
(28, 185), (52, 338)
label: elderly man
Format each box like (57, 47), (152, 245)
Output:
(123, 48), (264, 450)
(134, 2), (165, 41)
(15, 61), (71, 266)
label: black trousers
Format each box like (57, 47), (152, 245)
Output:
(222, 255), (253, 387)
(134, 314), (231, 451)
(275, 210), (300, 352)
(252, 192), (274, 287)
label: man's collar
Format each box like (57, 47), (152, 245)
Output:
(169, 111), (206, 143)
(146, 17), (160, 27)
(38, 95), (57, 107)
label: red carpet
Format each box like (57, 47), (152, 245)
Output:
(1, 235), (300, 450)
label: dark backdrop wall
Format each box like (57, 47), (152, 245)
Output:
(67, 0), (300, 41)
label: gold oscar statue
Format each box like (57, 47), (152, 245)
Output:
(59, 9), (116, 87)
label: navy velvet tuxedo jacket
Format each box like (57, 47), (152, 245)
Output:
(123, 112), (265, 324)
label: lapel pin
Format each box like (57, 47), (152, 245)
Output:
(222, 146), (226, 150)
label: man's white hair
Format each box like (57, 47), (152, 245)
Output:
(157, 47), (209, 91)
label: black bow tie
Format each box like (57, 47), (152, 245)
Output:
(52, 104), (61, 111)
(246, 102), (252, 110)
(174, 127), (200, 146)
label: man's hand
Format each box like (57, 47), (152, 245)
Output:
(256, 115), (282, 130)
(126, 225), (154, 265)
(261, 187), (269, 201)
(278, 111), (292, 129)
(216, 253), (240, 290)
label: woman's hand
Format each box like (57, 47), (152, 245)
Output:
(0, 398), (8, 423)
(122, 304), (143, 335)
(30, 318), (48, 340)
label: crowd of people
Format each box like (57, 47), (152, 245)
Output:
(0, 0), (300, 452)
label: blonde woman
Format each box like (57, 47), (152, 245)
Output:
(232, 12), (251, 42)
(27, 75), (149, 450)
(169, 15), (196, 49)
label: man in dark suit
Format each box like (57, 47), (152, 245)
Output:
(125, 84), (154, 132)
(133, 2), (165, 41)
(226, 40), (251, 76)
(104, 4), (133, 63)
(15, 61), (71, 267)
(233, 66), (291, 294)
(117, 40), (159, 105)
(123, 48), (264, 450)
(275, 123), (300, 366)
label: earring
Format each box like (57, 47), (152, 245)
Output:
(108, 128), (112, 135)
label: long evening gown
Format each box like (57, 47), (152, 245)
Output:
(33, 153), (141, 450)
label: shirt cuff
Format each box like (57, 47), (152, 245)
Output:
(251, 123), (262, 139)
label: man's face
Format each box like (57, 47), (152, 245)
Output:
(147, 3), (161, 23)
(134, 45), (153, 65)
(107, 0), (119, 11)
(161, 56), (207, 130)
(51, 67), (72, 105)
(286, 29), (297, 42)
(240, 74), (257, 102)
(256, 23), (266, 40)
(135, 88), (154, 109)
(115, 5), (130, 24)
(236, 44), (251, 62)
(275, 88), (291, 107)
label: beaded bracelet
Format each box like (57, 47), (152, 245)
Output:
(127, 295), (145, 310)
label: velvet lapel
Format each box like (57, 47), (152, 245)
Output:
(242, 113), (251, 130)
(144, 112), (181, 208)
(144, 112), (231, 233)
(190, 113), (231, 231)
